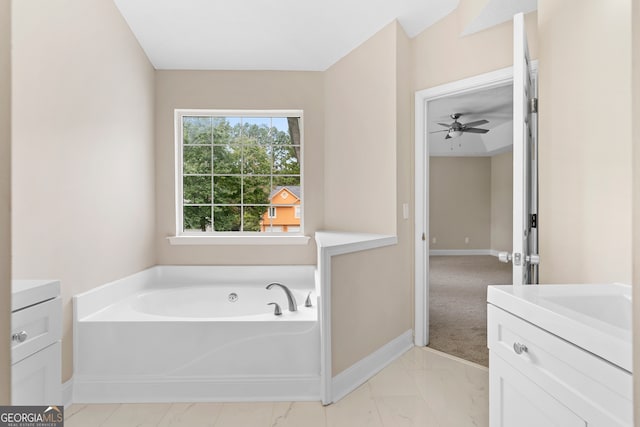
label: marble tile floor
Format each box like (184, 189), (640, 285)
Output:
(65, 346), (489, 427)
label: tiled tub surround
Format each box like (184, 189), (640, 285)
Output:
(73, 265), (319, 403)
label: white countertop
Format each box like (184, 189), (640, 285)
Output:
(488, 283), (632, 372)
(11, 279), (60, 312)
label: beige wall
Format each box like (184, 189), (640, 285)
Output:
(429, 153), (512, 252)
(429, 157), (491, 250)
(324, 23), (397, 234)
(538, 1), (632, 284)
(155, 71), (324, 265)
(331, 243), (412, 375)
(12, 0), (156, 381)
(326, 21), (413, 376)
(396, 22), (414, 336)
(413, 1), (538, 91)
(537, 0), (636, 417)
(632, 0), (639, 421)
(490, 151), (513, 252)
(0, 0), (10, 405)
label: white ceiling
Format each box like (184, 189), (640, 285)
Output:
(112, 0), (458, 71)
(112, 0), (537, 71)
(428, 84), (513, 157)
(462, 0), (537, 36)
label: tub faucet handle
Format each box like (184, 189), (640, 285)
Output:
(268, 302), (282, 316)
(305, 292), (313, 307)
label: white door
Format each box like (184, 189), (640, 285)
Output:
(501, 12), (539, 285)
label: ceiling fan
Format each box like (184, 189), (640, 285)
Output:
(431, 113), (490, 139)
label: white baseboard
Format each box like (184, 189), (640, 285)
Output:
(331, 330), (413, 403)
(62, 378), (74, 408)
(429, 249), (493, 256)
(73, 375), (320, 403)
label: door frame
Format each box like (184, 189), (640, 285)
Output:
(414, 66), (523, 346)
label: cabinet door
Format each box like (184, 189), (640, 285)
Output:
(490, 353), (586, 427)
(12, 342), (61, 405)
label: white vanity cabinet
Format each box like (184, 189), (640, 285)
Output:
(11, 280), (62, 405)
(488, 297), (633, 427)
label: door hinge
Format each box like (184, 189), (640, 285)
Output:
(530, 214), (537, 229)
(421, 233), (426, 241)
(529, 98), (538, 114)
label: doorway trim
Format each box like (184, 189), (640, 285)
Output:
(413, 66), (515, 346)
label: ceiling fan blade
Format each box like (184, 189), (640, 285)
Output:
(462, 119), (489, 128)
(462, 128), (489, 134)
(437, 123), (451, 127)
(429, 129), (450, 134)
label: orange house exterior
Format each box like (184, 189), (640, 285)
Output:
(260, 186), (301, 232)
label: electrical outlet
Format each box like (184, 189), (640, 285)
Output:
(464, 237), (469, 244)
(432, 237), (437, 244)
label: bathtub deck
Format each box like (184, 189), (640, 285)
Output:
(80, 292), (318, 322)
(65, 346), (489, 427)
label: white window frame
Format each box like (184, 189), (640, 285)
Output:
(268, 207), (277, 219)
(294, 205), (301, 219)
(169, 109), (309, 246)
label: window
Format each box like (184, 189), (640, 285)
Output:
(176, 109), (303, 236)
(294, 206), (301, 219)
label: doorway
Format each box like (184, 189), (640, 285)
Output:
(413, 66), (516, 349)
(414, 12), (538, 365)
(428, 83), (514, 365)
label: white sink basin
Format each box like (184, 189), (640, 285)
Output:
(539, 293), (632, 331)
(488, 283), (632, 372)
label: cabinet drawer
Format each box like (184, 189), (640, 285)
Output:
(11, 297), (62, 363)
(488, 304), (632, 426)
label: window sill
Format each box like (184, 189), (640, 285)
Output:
(167, 235), (311, 246)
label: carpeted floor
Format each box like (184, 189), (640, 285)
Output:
(427, 255), (512, 367)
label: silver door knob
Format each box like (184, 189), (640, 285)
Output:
(513, 342), (528, 355)
(498, 252), (512, 263)
(12, 331), (28, 343)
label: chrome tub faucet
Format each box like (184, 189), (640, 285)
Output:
(266, 282), (297, 312)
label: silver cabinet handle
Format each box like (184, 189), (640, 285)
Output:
(513, 342), (528, 355)
(12, 331), (28, 343)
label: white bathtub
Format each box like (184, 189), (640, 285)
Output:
(73, 265), (320, 403)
